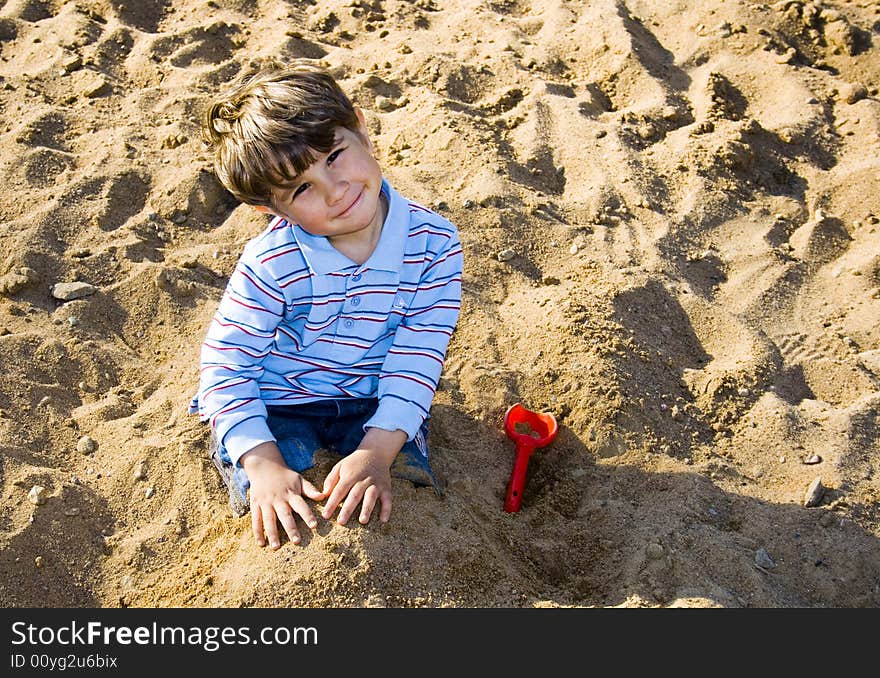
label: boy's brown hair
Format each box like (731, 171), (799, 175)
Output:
(203, 60), (360, 207)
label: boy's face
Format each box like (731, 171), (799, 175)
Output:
(257, 110), (385, 248)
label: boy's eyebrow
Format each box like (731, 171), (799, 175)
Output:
(274, 176), (301, 189)
(273, 133), (345, 189)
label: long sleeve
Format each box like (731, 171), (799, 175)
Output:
(196, 252), (286, 466)
(364, 225), (463, 439)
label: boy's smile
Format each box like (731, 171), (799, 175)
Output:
(257, 110), (387, 264)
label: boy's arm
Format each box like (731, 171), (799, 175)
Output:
(199, 253), (325, 547)
(197, 254), (285, 466)
(364, 223), (463, 439)
(321, 222), (463, 525)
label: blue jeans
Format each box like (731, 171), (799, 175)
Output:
(213, 398), (438, 512)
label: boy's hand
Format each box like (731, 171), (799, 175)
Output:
(240, 441), (323, 549)
(320, 428), (407, 526)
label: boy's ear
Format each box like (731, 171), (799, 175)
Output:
(354, 107), (375, 154)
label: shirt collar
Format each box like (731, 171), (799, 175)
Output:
(292, 179), (406, 275)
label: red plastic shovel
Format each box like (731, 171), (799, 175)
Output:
(503, 403), (558, 513)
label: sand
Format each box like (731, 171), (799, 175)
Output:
(1, 0), (879, 609)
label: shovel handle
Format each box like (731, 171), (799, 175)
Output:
(504, 443), (535, 513)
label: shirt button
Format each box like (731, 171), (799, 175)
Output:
(351, 296), (361, 306)
(344, 319), (353, 328)
(352, 273), (362, 282)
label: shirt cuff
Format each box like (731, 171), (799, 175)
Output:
(223, 417), (277, 467)
(364, 398), (424, 441)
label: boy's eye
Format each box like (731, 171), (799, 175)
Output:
(291, 183), (309, 200)
(327, 147), (344, 164)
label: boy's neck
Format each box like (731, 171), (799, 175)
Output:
(328, 191), (389, 266)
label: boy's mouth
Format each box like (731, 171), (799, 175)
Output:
(336, 189), (363, 218)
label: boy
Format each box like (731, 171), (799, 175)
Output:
(191, 61), (463, 550)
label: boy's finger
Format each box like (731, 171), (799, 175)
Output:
(321, 464), (340, 496)
(261, 505), (282, 550)
(290, 495), (318, 531)
(337, 483), (367, 526)
(251, 503), (266, 547)
(379, 490), (393, 524)
(321, 482), (350, 520)
(359, 486), (379, 524)
(301, 478), (324, 501)
(275, 503), (301, 546)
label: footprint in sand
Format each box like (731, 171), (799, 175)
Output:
(151, 23), (240, 69)
(440, 63), (494, 106)
(109, 0), (169, 34)
(94, 171), (151, 232)
(16, 111), (71, 152)
(2, 0), (53, 23)
(91, 27), (135, 75)
(19, 148), (76, 187)
(0, 17), (20, 42)
(45, 172), (149, 232)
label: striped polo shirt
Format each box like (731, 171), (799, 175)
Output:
(191, 179), (463, 467)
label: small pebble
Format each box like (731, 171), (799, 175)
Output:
(76, 435), (98, 455)
(737, 387), (750, 397)
(27, 485), (47, 505)
(569, 243), (579, 254)
(841, 82), (867, 105)
(803, 454), (822, 465)
(375, 95), (395, 111)
(133, 461), (147, 481)
(145, 487), (155, 499)
(34, 556), (44, 568)
(775, 47), (796, 64)
(803, 477), (825, 507)
(62, 55), (82, 73)
(645, 543), (664, 560)
(51, 281), (97, 301)
(755, 547), (776, 569)
(497, 248), (516, 262)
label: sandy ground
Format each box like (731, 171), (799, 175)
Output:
(1, 0), (879, 608)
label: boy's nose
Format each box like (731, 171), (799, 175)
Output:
(327, 176), (349, 205)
